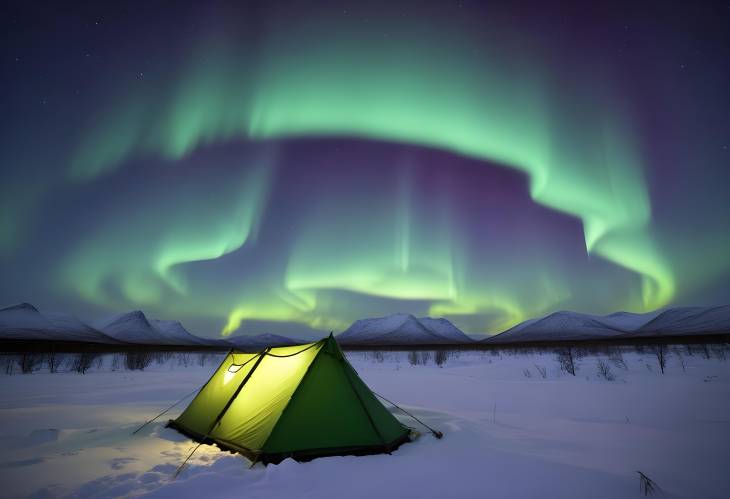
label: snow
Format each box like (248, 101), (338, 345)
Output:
(417, 317), (474, 343)
(488, 307), (729, 343)
(0, 303), (118, 344)
(1, 304), (310, 348)
(94, 311), (176, 346)
(5, 305), (728, 348)
(339, 313), (468, 345)
(1, 344), (729, 498)
(488, 311), (626, 342)
(601, 311), (660, 331)
(94, 312), (216, 347)
(148, 320), (210, 346)
(637, 305), (730, 336)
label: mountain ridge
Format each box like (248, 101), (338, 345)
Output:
(2, 303), (728, 347)
(486, 306), (728, 343)
(338, 313), (471, 345)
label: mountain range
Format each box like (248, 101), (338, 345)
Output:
(1, 303), (728, 348)
(0, 303), (301, 349)
(485, 305), (730, 343)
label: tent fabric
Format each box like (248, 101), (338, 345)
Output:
(169, 334), (411, 464)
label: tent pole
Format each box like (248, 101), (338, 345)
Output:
(172, 349), (269, 478)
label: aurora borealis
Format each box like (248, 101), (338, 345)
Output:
(1, 1), (729, 338)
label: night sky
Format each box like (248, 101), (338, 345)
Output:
(2, 1), (729, 338)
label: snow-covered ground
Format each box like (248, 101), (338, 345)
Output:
(0, 345), (728, 498)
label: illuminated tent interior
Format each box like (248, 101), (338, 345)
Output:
(169, 335), (411, 464)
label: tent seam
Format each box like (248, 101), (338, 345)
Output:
(208, 348), (270, 437)
(339, 357), (390, 451)
(259, 342), (325, 454)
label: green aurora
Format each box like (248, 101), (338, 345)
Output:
(2, 2), (728, 337)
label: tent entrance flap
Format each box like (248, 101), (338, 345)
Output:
(169, 335), (412, 464)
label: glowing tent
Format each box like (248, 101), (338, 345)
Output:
(168, 334), (412, 464)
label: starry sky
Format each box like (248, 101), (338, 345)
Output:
(1, 1), (729, 339)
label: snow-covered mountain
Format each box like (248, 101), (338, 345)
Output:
(5, 302), (726, 348)
(93, 311), (171, 345)
(225, 333), (304, 351)
(486, 311), (624, 343)
(418, 317), (474, 343)
(634, 305), (730, 336)
(149, 319), (211, 346)
(599, 311), (660, 331)
(486, 306), (729, 343)
(44, 311), (122, 344)
(338, 313), (469, 345)
(0, 303), (119, 344)
(93, 311), (218, 346)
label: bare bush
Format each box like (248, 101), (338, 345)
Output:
(608, 350), (627, 370)
(3, 356), (17, 375)
(699, 344), (711, 359)
(434, 350), (449, 367)
(710, 344), (726, 361)
(45, 352), (62, 373)
(407, 351), (418, 365)
(71, 353), (97, 374)
(596, 360), (616, 381)
(637, 471), (660, 496)
(20, 353), (43, 373)
(533, 364), (547, 378)
(125, 352), (153, 371)
(155, 352), (171, 366)
(653, 345), (667, 374)
(177, 353), (190, 367)
(556, 347), (576, 376)
(198, 352), (217, 367)
(672, 347), (686, 372)
(407, 351), (433, 366)
(522, 368), (532, 378)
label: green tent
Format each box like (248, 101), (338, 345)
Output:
(168, 334), (412, 464)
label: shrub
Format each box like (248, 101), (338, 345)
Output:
(596, 360), (615, 381)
